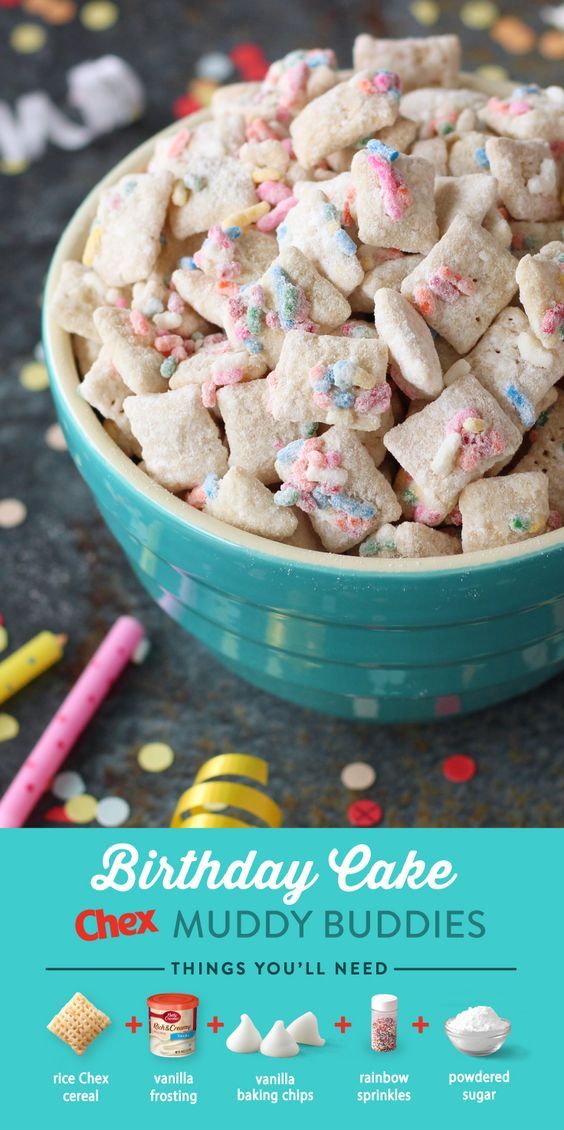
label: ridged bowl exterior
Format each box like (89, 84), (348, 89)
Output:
(43, 111), (564, 722)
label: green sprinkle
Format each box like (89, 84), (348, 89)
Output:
(160, 357), (178, 379)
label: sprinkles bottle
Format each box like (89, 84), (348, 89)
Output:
(371, 994), (398, 1052)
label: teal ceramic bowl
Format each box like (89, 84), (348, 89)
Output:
(43, 111), (564, 722)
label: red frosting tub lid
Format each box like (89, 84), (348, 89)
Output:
(147, 993), (199, 1010)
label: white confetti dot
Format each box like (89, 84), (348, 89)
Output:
(195, 51), (234, 82)
(132, 636), (151, 664)
(96, 796), (131, 827)
(0, 499), (27, 528)
(340, 761), (377, 790)
(52, 771), (85, 800)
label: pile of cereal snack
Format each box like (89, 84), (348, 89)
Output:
(51, 34), (564, 559)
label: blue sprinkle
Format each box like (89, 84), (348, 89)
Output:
(179, 256), (198, 270)
(311, 488), (331, 510)
(277, 438), (304, 465)
(334, 391), (355, 409)
(332, 228), (357, 256)
(474, 147), (490, 170)
(274, 486), (299, 507)
(203, 473), (220, 499)
(160, 356), (178, 379)
(366, 139), (398, 162)
(144, 297), (164, 317)
(277, 222), (288, 244)
(246, 339), (264, 354)
(513, 84), (539, 98)
(224, 225), (241, 240)
(314, 375), (333, 394)
(332, 360), (356, 390)
(329, 493), (377, 520)
(505, 384), (536, 428)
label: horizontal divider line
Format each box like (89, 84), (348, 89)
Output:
(45, 967), (166, 972)
(394, 967), (517, 972)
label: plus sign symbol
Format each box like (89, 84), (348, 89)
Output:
(334, 1015), (352, 1034)
(412, 1015), (430, 1033)
(207, 1016), (224, 1034)
(125, 1015), (143, 1033)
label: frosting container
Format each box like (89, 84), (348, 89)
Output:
(147, 993), (199, 1057)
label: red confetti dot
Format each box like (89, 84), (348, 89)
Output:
(44, 805), (72, 824)
(347, 799), (384, 827)
(173, 94), (202, 119)
(442, 754), (477, 783)
(230, 42), (269, 80)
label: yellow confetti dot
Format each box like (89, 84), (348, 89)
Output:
(137, 742), (175, 773)
(0, 714), (20, 742)
(0, 159), (29, 176)
(475, 64), (509, 82)
(10, 23), (47, 53)
(0, 499), (27, 528)
(460, 1), (499, 30)
(20, 361), (49, 391)
(189, 78), (219, 107)
(0, 627), (8, 653)
(79, 1), (119, 30)
(65, 793), (98, 824)
(409, 1), (440, 26)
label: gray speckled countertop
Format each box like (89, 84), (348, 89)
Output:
(1, 0), (563, 828)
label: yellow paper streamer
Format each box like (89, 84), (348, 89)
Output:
(170, 753), (282, 829)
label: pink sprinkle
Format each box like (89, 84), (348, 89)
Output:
(167, 292), (185, 314)
(257, 180), (293, 204)
(428, 265), (476, 304)
(187, 484), (206, 509)
(548, 509), (562, 530)
(214, 367), (245, 386)
(129, 309), (150, 336)
(246, 118), (281, 142)
(167, 127), (191, 158)
(281, 137), (295, 156)
(541, 302), (564, 336)
(171, 345), (188, 361)
(155, 333), (184, 354)
(446, 406), (480, 435)
(114, 295), (128, 309)
(201, 381), (217, 408)
(256, 195), (297, 231)
(413, 503), (443, 527)
(368, 154), (412, 221)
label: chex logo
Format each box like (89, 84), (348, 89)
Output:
(75, 908), (158, 941)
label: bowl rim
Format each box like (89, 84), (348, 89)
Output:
(444, 1017), (511, 1038)
(42, 86), (564, 578)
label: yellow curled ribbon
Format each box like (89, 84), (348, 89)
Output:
(170, 753), (282, 829)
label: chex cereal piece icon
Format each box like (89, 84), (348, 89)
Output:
(47, 992), (111, 1057)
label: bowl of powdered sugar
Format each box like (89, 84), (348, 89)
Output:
(445, 1005), (511, 1056)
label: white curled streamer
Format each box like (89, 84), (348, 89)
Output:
(0, 55), (145, 166)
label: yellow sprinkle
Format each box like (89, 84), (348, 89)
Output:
(79, 1), (119, 31)
(65, 793), (98, 824)
(0, 158), (29, 176)
(0, 714), (19, 742)
(529, 517), (547, 535)
(172, 180), (189, 206)
(462, 416), (486, 434)
(82, 224), (102, 267)
(10, 23), (47, 53)
(137, 742), (175, 773)
(475, 64), (509, 82)
(252, 167), (281, 183)
(460, 1), (499, 30)
(409, 1), (440, 26)
(0, 627), (8, 654)
(20, 361), (49, 391)
(222, 201), (270, 229)
(189, 78), (218, 107)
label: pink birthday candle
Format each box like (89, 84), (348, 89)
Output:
(0, 615), (145, 828)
